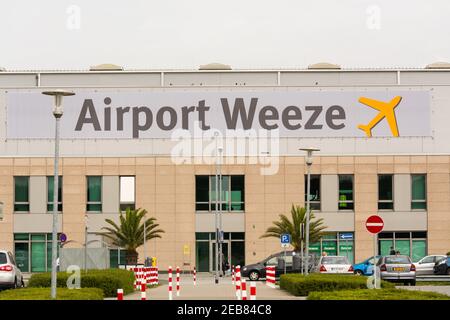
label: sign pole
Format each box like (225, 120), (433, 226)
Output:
(365, 215), (384, 290)
(373, 234), (377, 289)
(284, 247), (287, 275)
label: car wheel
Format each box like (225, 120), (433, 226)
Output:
(354, 270), (363, 276)
(13, 278), (18, 289)
(410, 280), (416, 286)
(249, 271), (260, 281)
(21, 277), (25, 288)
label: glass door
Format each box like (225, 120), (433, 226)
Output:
(211, 241), (230, 273)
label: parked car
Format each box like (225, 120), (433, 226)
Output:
(241, 251), (317, 281)
(352, 255), (382, 275)
(376, 255), (416, 285)
(415, 255), (447, 275)
(0, 250), (24, 289)
(433, 256), (450, 275)
(313, 256), (354, 274)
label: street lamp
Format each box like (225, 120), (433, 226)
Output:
(42, 89), (75, 299)
(218, 146), (223, 278)
(214, 132), (219, 284)
(299, 147), (320, 275)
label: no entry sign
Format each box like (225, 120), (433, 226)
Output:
(366, 215), (384, 234)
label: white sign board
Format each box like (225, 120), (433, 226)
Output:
(6, 90), (431, 139)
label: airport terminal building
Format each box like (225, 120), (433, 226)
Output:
(0, 62), (449, 272)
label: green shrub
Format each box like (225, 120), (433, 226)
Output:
(0, 288), (104, 300)
(308, 289), (450, 300)
(279, 273), (394, 296)
(28, 269), (135, 297)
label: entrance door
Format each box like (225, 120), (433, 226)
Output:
(211, 241), (230, 273)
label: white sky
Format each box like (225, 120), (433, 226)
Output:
(1, 0), (449, 70)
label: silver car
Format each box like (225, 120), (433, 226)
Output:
(0, 250), (24, 289)
(415, 255), (447, 275)
(376, 255), (416, 286)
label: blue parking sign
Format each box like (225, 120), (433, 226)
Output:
(281, 233), (290, 244)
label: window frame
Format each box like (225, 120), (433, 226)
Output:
(119, 176), (136, 212)
(411, 174), (427, 211)
(14, 176), (30, 213)
(378, 174), (394, 211)
(338, 174), (354, 211)
(86, 176), (102, 213)
(195, 175), (245, 213)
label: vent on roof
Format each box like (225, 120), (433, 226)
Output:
(89, 63), (124, 71)
(199, 63), (232, 70)
(425, 62), (450, 69)
(0, 67), (6, 72)
(308, 62), (341, 70)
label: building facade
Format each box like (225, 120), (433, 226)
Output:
(0, 64), (449, 272)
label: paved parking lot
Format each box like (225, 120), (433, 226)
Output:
(397, 285), (450, 296)
(110, 273), (304, 300)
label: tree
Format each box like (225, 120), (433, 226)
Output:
(100, 207), (164, 265)
(260, 204), (327, 251)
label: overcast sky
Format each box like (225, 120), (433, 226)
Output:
(1, 0), (449, 70)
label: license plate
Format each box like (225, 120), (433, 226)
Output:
(393, 267), (404, 272)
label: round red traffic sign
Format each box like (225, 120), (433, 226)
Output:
(366, 215), (384, 234)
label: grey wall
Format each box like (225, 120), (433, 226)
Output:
(30, 176), (47, 214)
(195, 213), (245, 232)
(102, 176), (119, 214)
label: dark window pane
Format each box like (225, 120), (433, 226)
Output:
(339, 202), (354, 210)
(378, 202), (393, 210)
(412, 202), (426, 210)
(378, 175), (393, 201)
(231, 241), (245, 267)
(31, 234), (45, 241)
(231, 232), (245, 240)
(339, 175), (354, 201)
(195, 233), (209, 240)
(305, 175), (321, 202)
(231, 176), (245, 204)
(378, 232), (394, 239)
(14, 243), (29, 272)
(87, 176), (102, 202)
(411, 175), (426, 200)
(196, 176), (209, 203)
(14, 233), (29, 241)
(14, 176), (29, 203)
(310, 202), (321, 211)
(395, 232), (410, 239)
(195, 203), (209, 211)
(196, 241), (210, 272)
(0, 252), (7, 264)
(14, 204), (29, 212)
(47, 176), (63, 206)
(231, 203), (244, 211)
(120, 204), (135, 211)
(87, 203), (102, 212)
(412, 232), (427, 238)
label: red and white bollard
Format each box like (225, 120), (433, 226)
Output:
(193, 267), (197, 286)
(176, 266), (180, 297)
(141, 282), (146, 300)
(235, 265), (241, 300)
(156, 266), (159, 285)
(265, 266), (276, 288)
(117, 288), (123, 300)
(250, 282), (256, 300)
(241, 278), (247, 300)
(168, 266), (173, 300)
(231, 265), (235, 285)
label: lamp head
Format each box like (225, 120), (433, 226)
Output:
(299, 147), (320, 166)
(42, 90), (75, 118)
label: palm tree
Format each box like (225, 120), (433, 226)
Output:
(100, 207), (164, 265)
(260, 204), (327, 251)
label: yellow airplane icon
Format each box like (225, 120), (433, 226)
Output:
(357, 96), (402, 137)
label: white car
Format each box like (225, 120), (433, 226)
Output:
(0, 250), (24, 289)
(315, 256), (353, 274)
(415, 255), (447, 275)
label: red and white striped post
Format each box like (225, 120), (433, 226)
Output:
(250, 282), (256, 300)
(231, 265), (235, 285)
(141, 282), (146, 300)
(117, 288), (123, 300)
(265, 266), (276, 288)
(176, 266), (180, 297)
(156, 266), (159, 285)
(241, 278), (247, 300)
(193, 267), (197, 286)
(168, 266), (173, 300)
(133, 267), (138, 290)
(235, 265), (241, 300)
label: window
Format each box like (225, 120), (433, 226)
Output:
(411, 174), (426, 210)
(195, 175), (245, 212)
(14, 176), (29, 212)
(378, 231), (427, 262)
(305, 175), (320, 211)
(14, 233), (60, 273)
(87, 176), (102, 212)
(47, 176), (62, 212)
(338, 175), (354, 210)
(120, 176), (135, 211)
(378, 175), (393, 210)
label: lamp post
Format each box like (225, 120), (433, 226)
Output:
(42, 90), (75, 299)
(84, 214), (88, 272)
(143, 215), (147, 266)
(214, 132), (219, 284)
(218, 146), (223, 278)
(299, 147), (320, 275)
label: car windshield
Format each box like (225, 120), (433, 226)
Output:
(385, 256), (411, 264)
(0, 252), (7, 264)
(322, 257), (349, 264)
